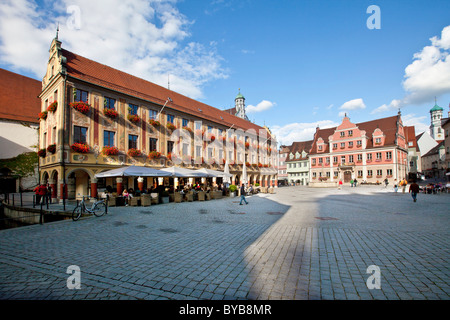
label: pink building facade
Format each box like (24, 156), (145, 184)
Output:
(309, 114), (408, 186)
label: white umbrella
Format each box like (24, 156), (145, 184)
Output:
(242, 163), (248, 185)
(160, 166), (209, 178)
(94, 165), (172, 178)
(196, 167), (233, 178)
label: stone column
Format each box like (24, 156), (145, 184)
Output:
(91, 178), (98, 198)
(48, 179), (57, 199)
(59, 179), (67, 202)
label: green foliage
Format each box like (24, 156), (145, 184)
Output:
(229, 184), (237, 192)
(0, 152), (38, 178)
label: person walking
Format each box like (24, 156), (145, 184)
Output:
(393, 179), (398, 192)
(350, 179), (354, 187)
(338, 179), (343, 190)
(239, 183), (248, 205)
(384, 178), (389, 188)
(401, 178), (408, 193)
(409, 180), (420, 202)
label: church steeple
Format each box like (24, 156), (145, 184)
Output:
(234, 89), (248, 120)
(430, 97), (444, 140)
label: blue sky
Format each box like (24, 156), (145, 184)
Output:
(1, 0), (449, 146)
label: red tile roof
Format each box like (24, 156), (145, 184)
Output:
(62, 49), (271, 138)
(0, 68), (41, 123)
(404, 126), (418, 151)
(285, 140), (313, 162)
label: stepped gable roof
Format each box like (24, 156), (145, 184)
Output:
(62, 49), (270, 137)
(309, 115), (400, 155)
(285, 140), (313, 162)
(0, 68), (41, 124)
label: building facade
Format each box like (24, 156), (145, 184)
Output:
(277, 145), (289, 186)
(309, 114), (408, 186)
(38, 37), (277, 201)
(404, 126), (421, 180)
(285, 140), (313, 185)
(0, 68), (42, 192)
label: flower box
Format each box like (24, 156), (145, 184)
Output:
(148, 151), (161, 160)
(47, 101), (57, 113)
(127, 114), (141, 124)
(47, 144), (56, 154)
(182, 126), (193, 134)
(71, 143), (90, 153)
(166, 123), (176, 131)
(245, 142), (250, 148)
(245, 162), (250, 167)
(37, 149), (46, 158)
(149, 119), (160, 127)
(104, 108), (119, 119)
(38, 111), (48, 120)
(70, 101), (90, 114)
(367, 175), (373, 178)
(102, 146), (119, 156)
(127, 148), (141, 157)
(376, 175), (382, 178)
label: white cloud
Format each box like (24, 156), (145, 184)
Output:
(0, 0), (228, 99)
(371, 98), (403, 114)
(401, 113), (429, 134)
(339, 98), (366, 111)
(247, 100), (276, 113)
(375, 25), (450, 113)
(271, 120), (338, 146)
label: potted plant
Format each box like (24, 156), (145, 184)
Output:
(37, 148), (46, 158)
(104, 108), (119, 119)
(166, 122), (176, 131)
(127, 114), (141, 124)
(71, 143), (90, 153)
(229, 184), (237, 197)
(127, 148), (141, 157)
(149, 119), (160, 127)
(148, 151), (161, 160)
(70, 101), (91, 114)
(161, 190), (170, 204)
(47, 144), (56, 154)
(102, 146), (119, 156)
(47, 101), (57, 113)
(38, 111), (48, 120)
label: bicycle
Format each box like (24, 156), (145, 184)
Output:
(72, 196), (106, 221)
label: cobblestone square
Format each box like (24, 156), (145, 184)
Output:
(0, 185), (449, 300)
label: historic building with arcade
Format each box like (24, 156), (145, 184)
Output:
(37, 36), (277, 201)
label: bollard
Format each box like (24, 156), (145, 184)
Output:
(39, 201), (43, 225)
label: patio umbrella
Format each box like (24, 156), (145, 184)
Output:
(159, 166), (209, 178)
(196, 167), (233, 178)
(223, 160), (231, 184)
(94, 165), (172, 178)
(242, 163), (248, 185)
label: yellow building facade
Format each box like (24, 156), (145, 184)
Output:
(38, 38), (277, 201)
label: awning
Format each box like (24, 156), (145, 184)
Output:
(196, 168), (233, 178)
(94, 165), (172, 178)
(159, 166), (209, 178)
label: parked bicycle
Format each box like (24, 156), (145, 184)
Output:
(72, 196), (106, 221)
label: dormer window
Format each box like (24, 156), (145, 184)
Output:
(348, 130), (353, 136)
(318, 145), (322, 151)
(375, 138), (382, 145)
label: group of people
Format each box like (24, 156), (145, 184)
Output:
(33, 184), (52, 205)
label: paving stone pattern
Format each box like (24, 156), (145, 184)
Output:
(0, 185), (449, 300)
